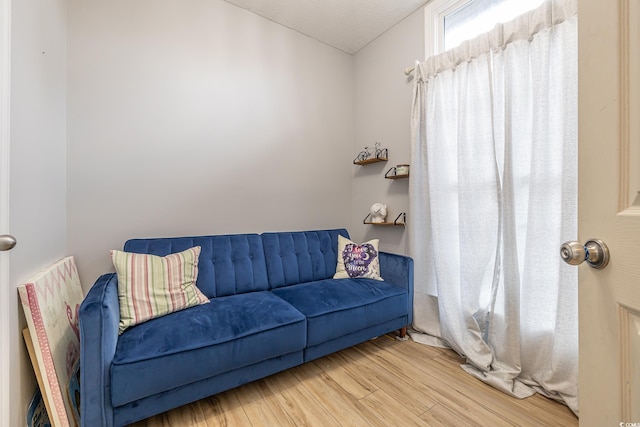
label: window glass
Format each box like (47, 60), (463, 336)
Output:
(443, 0), (545, 51)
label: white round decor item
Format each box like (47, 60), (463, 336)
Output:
(369, 203), (388, 223)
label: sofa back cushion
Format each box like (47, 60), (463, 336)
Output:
(123, 234), (269, 298)
(261, 229), (349, 289)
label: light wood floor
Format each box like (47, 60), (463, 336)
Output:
(129, 335), (578, 426)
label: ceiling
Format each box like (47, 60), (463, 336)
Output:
(223, 0), (431, 54)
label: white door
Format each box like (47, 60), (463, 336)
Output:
(578, 0), (640, 424)
(0, 0), (12, 426)
(2, 1), (67, 425)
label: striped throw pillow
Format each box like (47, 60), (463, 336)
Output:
(111, 246), (209, 334)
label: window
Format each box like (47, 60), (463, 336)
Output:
(424, 0), (545, 57)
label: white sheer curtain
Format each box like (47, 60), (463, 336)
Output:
(409, 0), (578, 414)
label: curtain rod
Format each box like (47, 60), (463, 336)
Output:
(404, 66), (415, 76)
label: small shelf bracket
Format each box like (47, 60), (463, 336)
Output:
(394, 212), (406, 225)
(385, 167), (409, 179)
(353, 148), (389, 165)
(363, 212), (406, 226)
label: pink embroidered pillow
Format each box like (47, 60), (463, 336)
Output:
(333, 235), (383, 281)
(111, 246), (209, 334)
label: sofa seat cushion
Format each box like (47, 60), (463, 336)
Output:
(110, 291), (306, 407)
(271, 278), (407, 347)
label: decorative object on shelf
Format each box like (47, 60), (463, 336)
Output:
(353, 142), (388, 165)
(396, 164), (409, 175)
(385, 164), (410, 179)
(363, 212), (407, 226)
(369, 203), (388, 223)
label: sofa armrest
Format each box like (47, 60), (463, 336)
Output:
(79, 273), (120, 427)
(380, 252), (414, 326)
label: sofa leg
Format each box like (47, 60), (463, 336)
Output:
(399, 326), (407, 338)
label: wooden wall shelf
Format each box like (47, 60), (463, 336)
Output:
(385, 166), (409, 179)
(363, 212), (406, 226)
(353, 148), (389, 165)
(385, 173), (409, 179)
(354, 156), (388, 165)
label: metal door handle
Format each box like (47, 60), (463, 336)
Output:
(0, 234), (16, 251)
(560, 239), (610, 269)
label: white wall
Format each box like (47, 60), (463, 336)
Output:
(9, 0), (68, 425)
(4, 2), (422, 424)
(4, 2), (424, 423)
(352, 10), (424, 255)
(67, 0), (355, 287)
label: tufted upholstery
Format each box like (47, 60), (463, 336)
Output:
(81, 229), (413, 427)
(124, 234), (269, 298)
(261, 229), (349, 289)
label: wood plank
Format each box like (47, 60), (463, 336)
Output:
(380, 338), (577, 426)
(431, 353), (577, 426)
(126, 336), (578, 427)
(312, 351), (378, 399)
(358, 390), (426, 427)
(263, 373), (341, 426)
(338, 344), (439, 415)
(433, 363), (576, 425)
(290, 362), (388, 427)
(421, 402), (490, 426)
(356, 340), (513, 427)
(198, 392), (252, 426)
(383, 341), (538, 425)
(353, 156), (388, 165)
(230, 381), (296, 427)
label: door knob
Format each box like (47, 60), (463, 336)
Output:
(0, 234), (16, 251)
(560, 239), (609, 269)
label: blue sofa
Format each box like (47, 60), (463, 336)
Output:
(79, 229), (413, 427)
